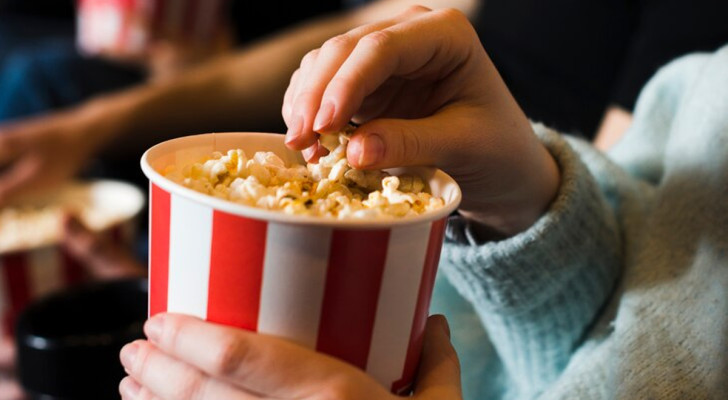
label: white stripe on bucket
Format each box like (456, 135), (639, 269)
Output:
(366, 222), (433, 386)
(258, 223), (331, 349)
(168, 194), (213, 319)
(28, 247), (63, 298)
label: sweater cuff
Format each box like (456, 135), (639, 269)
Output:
(441, 123), (621, 314)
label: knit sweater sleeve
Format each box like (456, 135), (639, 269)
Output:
(439, 123), (622, 397)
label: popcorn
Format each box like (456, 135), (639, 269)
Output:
(0, 182), (142, 253)
(166, 128), (445, 219)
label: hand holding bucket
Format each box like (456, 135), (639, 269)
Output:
(141, 132), (461, 393)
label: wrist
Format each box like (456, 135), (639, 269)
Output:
(459, 141), (560, 240)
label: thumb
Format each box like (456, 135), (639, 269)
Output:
(412, 315), (462, 399)
(346, 110), (464, 170)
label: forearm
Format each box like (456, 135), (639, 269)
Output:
(84, 0), (480, 153)
(441, 125), (622, 395)
(86, 14), (355, 153)
(593, 106), (633, 151)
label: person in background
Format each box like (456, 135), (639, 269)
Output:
(0, 0), (344, 122)
(119, 7), (728, 400)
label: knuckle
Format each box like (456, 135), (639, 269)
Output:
(173, 370), (207, 400)
(159, 315), (180, 348)
(398, 126), (423, 162)
(137, 387), (157, 400)
(131, 343), (154, 378)
(437, 7), (469, 25)
(211, 336), (247, 377)
(293, 87), (319, 106)
(405, 4), (432, 14)
(360, 30), (394, 50)
(300, 49), (320, 68)
(322, 33), (354, 53)
(364, 121), (426, 164)
(288, 68), (301, 85)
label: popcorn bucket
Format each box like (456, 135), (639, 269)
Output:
(141, 132), (461, 394)
(76, 0), (228, 56)
(0, 181), (145, 335)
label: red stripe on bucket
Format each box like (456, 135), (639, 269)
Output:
(391, 218), (447, 394)
(183, 0), (200, 39)
(150, 184), (171, 317)
(60, 249), (86, 286)
(316, 229), (390, 369)
(207, 211), (267, 331)
(152, 0), (167, 34)
(3, 253), (31, 335)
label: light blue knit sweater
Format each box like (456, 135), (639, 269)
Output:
(432, 45), (728, 400)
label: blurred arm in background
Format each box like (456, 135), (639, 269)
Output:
(592, 0), (728, 149)
(0, 0), (478, 206)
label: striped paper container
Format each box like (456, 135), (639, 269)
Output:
(77, 0), (228, 56)
(0, 181), (144, 336)
(141, 132), (461, 394)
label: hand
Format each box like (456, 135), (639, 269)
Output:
(62, 215), (146, 280)
(282, 6), (559, 237)
(119, 314), (462, 400)
(0, 105), (113, 206)
(0, 336), (24, 400)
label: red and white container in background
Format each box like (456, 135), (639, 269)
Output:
(76, 0), (228, 56)
(0, 181), (145, 335)
(141, 132), (461, 394)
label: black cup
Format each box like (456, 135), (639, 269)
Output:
(16, 278), (148, 400)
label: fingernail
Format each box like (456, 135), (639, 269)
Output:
(145, 316), (164, 343)
(302, 143), (318, 162)
(284, 116), (303, 146)
(313, 101), (335, 132)
(120, 343), (139, 368)
(357, 134), (385, 167)
(120, 377), (141, 399)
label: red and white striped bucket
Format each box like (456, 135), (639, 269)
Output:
(77, 0), (228, 56)
(0, 181), (144, 335)
(141, 132), (461, 394)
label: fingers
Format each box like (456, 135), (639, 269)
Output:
(301, 141), (329, 163)
(346, 106), (472, 170)
(312, 9), (475, 145)
(412, 315), (462, 399)
(120, 377), (162, 400)
(0, 378), (24, 400)
(0, 336), (15, 373)
(120, 340), (257, 400)
(284, 5), (434, 150)
(62, 215), (146, 280)
(142, 314), (346, 396)
(0, 336), (22, 400)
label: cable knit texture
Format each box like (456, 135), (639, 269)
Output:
(433, 45), (728, 400)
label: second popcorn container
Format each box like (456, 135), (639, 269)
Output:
(141, 132), (461, 394)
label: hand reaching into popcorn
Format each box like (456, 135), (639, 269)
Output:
(283, 5), (559, 239)
(122, 7), (556, 400)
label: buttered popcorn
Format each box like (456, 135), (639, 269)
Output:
(166, 128), (445, 219)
